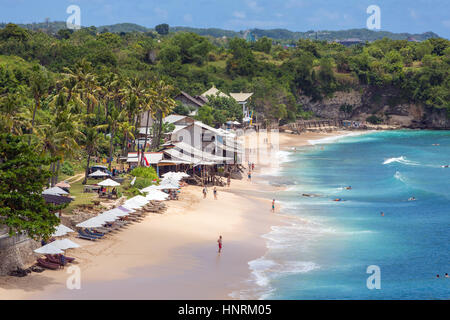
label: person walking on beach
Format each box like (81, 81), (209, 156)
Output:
(227, 175), (231, 187)
(252, 163), (255, 171)
(213, 187), (217, 200)
(248, 171), (252, 181)
(203, 186), (207, 199)
(217, 235), (223, 253)
(272, 199), (275, 212)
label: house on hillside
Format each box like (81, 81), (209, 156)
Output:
(174, 91), (205, 116)
(201, 86), (254, 124)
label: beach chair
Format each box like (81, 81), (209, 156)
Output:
(77, 230), (98, 241)
(45, 254), (66, 266)
(56, 254), (75, 263)
(36, 258), (60, 270)
(84, 229), (105, 237)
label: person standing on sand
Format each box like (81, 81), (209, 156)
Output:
(248, 171), (252, 181)
(217, 235), (223, 253)
(203, 186), (207, 199)
(272, 199), (275, 212)
(252, 163), (255, 171)
(213, 187), (217, 200)
(227, 175), (231, 187)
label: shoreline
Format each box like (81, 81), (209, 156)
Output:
(0, 129), (357, 300)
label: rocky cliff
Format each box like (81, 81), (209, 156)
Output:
(300, 87), (450, 129)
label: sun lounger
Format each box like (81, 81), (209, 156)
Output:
(84, 229), (105, 237)
(77, 230), (98, 240)
(56, 254), (75, 263)
(45, 254), (66, 266)
(37, 258), (60, 270)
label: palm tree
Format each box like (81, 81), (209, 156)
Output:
(28, 66), (52, 145)
(149, 80), (176, 152)
(106, 105), (127, 171)
(82, 127), (103, 185)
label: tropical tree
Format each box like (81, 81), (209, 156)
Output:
(28, 65), (52, 145)
(0, 133), (59, 240)
(82, 127), (103, 184)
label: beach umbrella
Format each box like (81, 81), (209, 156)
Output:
(55, 181), (71, 189)
(160, 182), (180, 189)
(129, 195), (149, 204)
(140, 185), (161, 193)
(122, 201), (143, 209)
(76, 217), (106, 228)
(89, 170), (110, 177)
(34, 242), (64, 254)
(103, 208), (129, 217)
(98, 178), (120, 187)
(118, 205), (135, 213)
(97, 212), (120, 222)
(51, 224), (74, 237)
(144, 189), (169, 201)
(53, 239), (81, 250)
(42, 186), (68, 196)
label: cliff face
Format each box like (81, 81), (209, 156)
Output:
(300, 88), (450, 129)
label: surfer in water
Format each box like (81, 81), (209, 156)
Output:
(408, 196), (416, 201)
(345, 186), (352, 190)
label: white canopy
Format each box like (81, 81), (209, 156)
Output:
(98, 178), (120, 187)
(34, 242), (64, 254)
(162, 171), (190, 178)
(102, 208), (129, 217)
(42, 187), (68, 196)
(51, 224), (74, 237)
(89, 170), (109, 177)
(142, 189), (169, 201)
(123, 195), (149, 209)
(118, 205), (135, 213)
(53, 239), (81, 250)
(76, 216), (107, 228)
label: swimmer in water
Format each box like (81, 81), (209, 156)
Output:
(381, 212), (384, 216)
(408, 197), (416, 201)
(333, 198), (342, 202)
(441, 165), (449, 168)
(345, 186), (352, 190)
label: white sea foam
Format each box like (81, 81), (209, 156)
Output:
(307, 131), (373, 146)
(383, 156), (419, 166)
(247, 257), (319, 292)
(394, 171), (407, 183)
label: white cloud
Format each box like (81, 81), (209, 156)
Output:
(233, 11), (246, 19)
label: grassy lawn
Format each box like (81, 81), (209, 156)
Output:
(62, 179), (98, 214)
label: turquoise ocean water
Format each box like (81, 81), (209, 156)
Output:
(244, 130), (450, 300)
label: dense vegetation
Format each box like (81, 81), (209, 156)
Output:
(0, 22), (448, 239)
(0, 23), (449, 166)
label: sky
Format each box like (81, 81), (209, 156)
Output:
(1, 0), (449, 38)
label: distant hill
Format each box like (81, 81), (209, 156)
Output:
(97, 23), (149, 33)
(0, 21), (441, 41)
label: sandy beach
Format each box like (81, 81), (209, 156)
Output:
(0, 130), (351, 300)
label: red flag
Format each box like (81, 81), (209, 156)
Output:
(144, 155), (150, 167)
